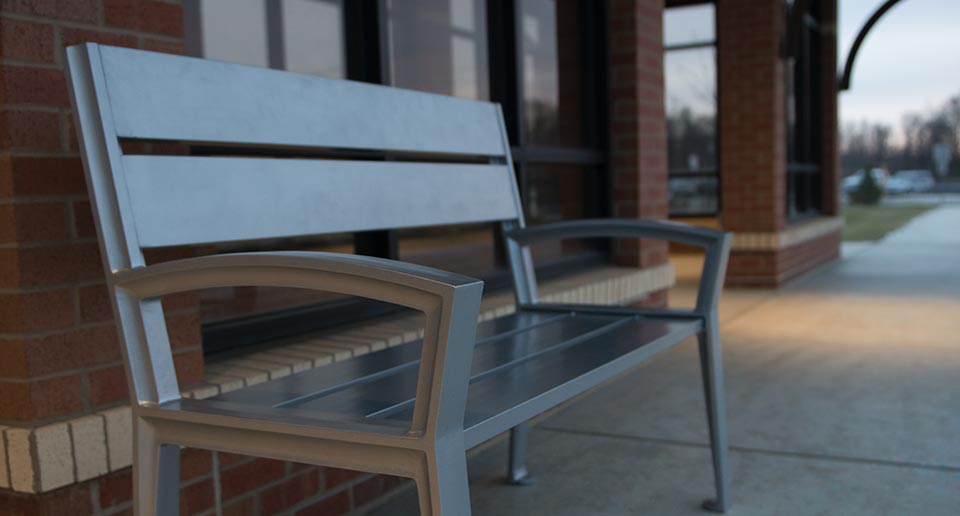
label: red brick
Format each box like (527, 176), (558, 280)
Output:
(142, 38), (184, 55)
(218, 452), (251, 469)
(59, 27), (138, 50)
(0, 374), (84, 421)
(0, 109), (60, 151)
(0, 287), (72, 332)
(163, 290), (201, 311)
(78, 283), (112, 323)
(0, 156), (86, 197)
(167, 311), (201, 349)
(72, 200), (97, 238)
(221, 497), (256, 516)
(104, 0), (183, 37)
(180, 448), (213, 481)
(220, 458), (285, 500)
(0, 242), (102, 288)
(352, 475), (406, 510)
(0, 202), (68, 243)
(0, 333), (29, 377)
(89, 364), (128, 407)
(0, 65), (69, 106)
(0, 16), (55, 62)
(174, 348), (204, 387)
(324, 467), (363, 488)
(180, 478), (215, 515)
(0, 479), (93, 515)
(259, 470), (321, 515)
(295, 491), (350, 516)
(98, 469), (133, 509)
(0, 0), (99, 23)
(7, 324), (120, 378)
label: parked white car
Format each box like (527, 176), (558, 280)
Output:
(842, 168), (889, 194)
(885, 170), (936, 194)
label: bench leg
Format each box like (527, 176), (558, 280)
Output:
(698, 315), (730, 513)
(134, 418), (181, 516)
(417, 443), (472, 516)
(505, 423), (535, 485)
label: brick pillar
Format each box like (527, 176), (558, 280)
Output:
(717, 0), (788, 234)
(716, 0), (842, 287)
(0, 0), (200, 426)
(819, 0), (841, 216)
(608, 0), (668, 305)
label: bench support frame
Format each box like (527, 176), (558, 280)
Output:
(65, 43), (734, 516)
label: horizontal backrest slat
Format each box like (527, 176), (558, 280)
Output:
(123, 156), (520, 247)
(98, 45), (507, 157)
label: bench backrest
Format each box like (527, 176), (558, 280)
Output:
(66, 44), (529, 275)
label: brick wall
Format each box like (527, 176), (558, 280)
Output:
(609, 0), (668, 270)
(0, 0), (210, 512)
(609, 0), (669, 306)
(716, 0), (841, 286)
(0, 0), (202, 424)
(717, 0), (787, 234)
(0, 450), (410, 515)
(726, 229), (841, 287)
(819, 0), (841, 217)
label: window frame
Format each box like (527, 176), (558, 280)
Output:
(663, 0), (721, 218)
(193, 0), (613, 355)
(785, 0), (824, 220)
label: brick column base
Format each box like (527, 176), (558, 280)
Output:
(727, 230), (841, 287)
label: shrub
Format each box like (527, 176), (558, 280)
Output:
(851, 169), (884, 205)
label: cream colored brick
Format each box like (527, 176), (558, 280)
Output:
(6, 427), (33, 492)
(204, 373), (244, 394)
(70, 415), (108, 481)
(186, 382), (221, 400)
(229, 358), (292, 380)
(35, 423), (74, 491)
(103, 406), (133, 471)
(0, 426), (8, 489)
(257, 350), (313, 372)
(205, 362), (269, 386)
(296, 340), (354, 361)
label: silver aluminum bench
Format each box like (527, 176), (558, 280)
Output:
(66, 43), (732, 516)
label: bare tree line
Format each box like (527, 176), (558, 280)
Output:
(841, 92), (960, 178)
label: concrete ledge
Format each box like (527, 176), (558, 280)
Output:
(0, 264), (674, 494)
(731, 216), (843, 251)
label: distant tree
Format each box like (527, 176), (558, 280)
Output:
(842, 91), (960, 179)
(850, 167), (883, 205)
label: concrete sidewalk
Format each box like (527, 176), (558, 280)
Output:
(371, 206), (960, 515)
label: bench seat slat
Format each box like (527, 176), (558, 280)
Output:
(122, 156), (520, 247)
(283, 312), (625, 415)
(200, 309), (701, 447)
(215, 312), (563, 407)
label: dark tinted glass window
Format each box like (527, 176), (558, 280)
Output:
(385, 0), (489, 99)
(663, 3), (718, 216)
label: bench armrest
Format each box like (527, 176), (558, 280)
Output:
(112, 251), (484, 438)
(505, 219), (731, 314)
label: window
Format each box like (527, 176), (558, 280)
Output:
(785, 0), (823, 218)
(187, 0), (345, 77)
(663, 2), (718, 217)
(186, 0), (611, 354)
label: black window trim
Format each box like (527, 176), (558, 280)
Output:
(201, 0), (613, 356)
(664, 0), (721, 218)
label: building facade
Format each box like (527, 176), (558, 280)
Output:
(0, 0), (839, 514)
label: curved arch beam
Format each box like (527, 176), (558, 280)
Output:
(840, 0), (907, 91)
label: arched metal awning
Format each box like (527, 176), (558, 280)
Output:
(838, 0), (907, 91)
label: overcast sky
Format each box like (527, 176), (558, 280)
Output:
(839, 0), (960, 137)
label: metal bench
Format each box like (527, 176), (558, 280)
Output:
(66, 43), (732, 516)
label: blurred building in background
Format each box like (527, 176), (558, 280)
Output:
(0, 0), (840, 513)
